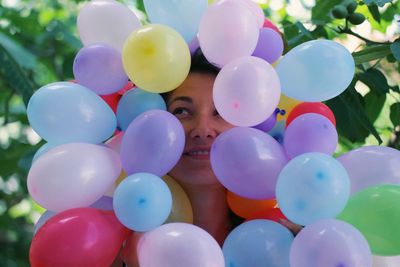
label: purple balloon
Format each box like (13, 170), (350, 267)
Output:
(90, 196), (114, 210)
(120, 110), (185, 176)
(189, 36), (200, 56)
(290, 219), (372, 267)
(284, 113), (338, 159)
(252, 28), (284, 64)
(253, 108), (280, 132)
(338, 146), (400, 194)
(211, 127), (288, 199)
(73, 44), (128, 95)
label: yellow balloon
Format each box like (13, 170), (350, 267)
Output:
(105, 170), (127, 197)
(162, 175), (193, 224)
(277, 93), (301, 121)
(122, 24), (191, 93)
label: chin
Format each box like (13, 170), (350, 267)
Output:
(169, 164), (220, 186)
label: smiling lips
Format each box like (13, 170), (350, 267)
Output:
(184, 147), (211, 160)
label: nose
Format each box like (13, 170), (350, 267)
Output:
(189, 114), (217, 140)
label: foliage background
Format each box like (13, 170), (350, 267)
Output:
(0, 0), (398, 266)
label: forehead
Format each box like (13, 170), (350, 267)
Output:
(169, 72), (216, 102)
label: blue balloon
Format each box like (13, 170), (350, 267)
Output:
(113, 172), (172, 232)
(144, 0), (208, 43)
(276, 40), (355, 101)
(268, 120), (285, 144)
(276, 152), (350, 226)
(32, 143), (58, 163)
(223, 220), (293, 267)
(27, 82), (116, 144)
(116, 88), (166, 131)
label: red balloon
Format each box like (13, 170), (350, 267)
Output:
(30, 208), (131, 267)
(100, 93), (121, 113)
(246, 208), (287, 223)
(286, 102), (336, 128)
(263, 18), (280, 34)
(118, 81), (135, 95)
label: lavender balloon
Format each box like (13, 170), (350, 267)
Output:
(252, 28), (284, 64)
(90, 196), (113, 210)
(290, 219), (372, 267)
(73, 44), (128, 95)
(254, 108), (280, 132)
(120, 110), (185, 176)
(211, 127), (287, 199)
(284, 113), (338, 159)
(338, 146), (400, 194)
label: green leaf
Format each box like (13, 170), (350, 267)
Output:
(357, 68), (389, 95)
(0, 32), (37, 70)
(390, 103), (400, 127)
(311, 0), (344, 24)
(352, 44), (392, 65)
(363, 0), (392, 7)
(391, 40), (400, 62)
(364, 91), (386, 123)
(367, 3), (381, 23)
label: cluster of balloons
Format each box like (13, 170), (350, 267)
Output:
(25, 0), (400, 267)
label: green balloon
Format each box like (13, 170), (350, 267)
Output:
(337, 184), (400, 256)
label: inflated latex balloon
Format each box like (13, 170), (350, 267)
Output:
(116, 88), (166, 131)
(90, 196), (114, 211)
(30, 208), (130, 267)
(211, 127), (287, 199)
(338, 146), (400, 194)
(122, 24), (191, 93)
(337, 185), (400, 256)
(73, 44), (128, 95)
(286, 102), (336, 127)
(100, 92), (121, 113)
(144, 0), (208, 43)
(113, 173), (172, 232)
(263, 18), (281, 33)
(238, 0), (264, 28)
(77, 0), (141, 51)
(27, 82), (116, 144)
(253, 108), (280, 132)
(276, 152), (350, 225)
(372, 255), (400, 267)
(28, 143), (121, 212)
(163, 175), (193, 224)
(247, 208), (287, 223)
(213, 56), (281, 127)
(227, 191), (276, 219)
(223, 220), (293, 267)
(252, 28), (284, 64)
(33, 210), (56, 235)
(198, 0), (259, 66)
(120, 110), (185, 176)
(276, 40), (355, 101)
(283, 113), (338, 158)
(290, 219), (371, 267)
(32, 143), (58, 163)
(268, 120), (286, 144)
(137, 223), (225, 267)
(105, 131), (124, 153)
(277, 94), (301, 121)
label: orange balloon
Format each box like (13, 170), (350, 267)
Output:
(227, 191), (277, 219)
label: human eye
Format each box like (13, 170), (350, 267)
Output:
(171, 107), (191, 119)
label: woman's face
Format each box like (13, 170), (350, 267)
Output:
(167, 72), (234, 186)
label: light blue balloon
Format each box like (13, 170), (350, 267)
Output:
(113, 172), (172, 232)
(116, 88), (166, 131)
(276, 152), (350, 226)
(32, 143), (58, 163)
(223, 220), (293, 267)
(27, 82), (116, 144)
(276, 40), (355, 101)
(144, 0), (208, 43)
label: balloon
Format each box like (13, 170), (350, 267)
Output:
(247, 208), (287, 223)
(28, 143), (121, 212)
(227, 191), (277, 219)
(211, 127), (287, 199)
(120, 110), (185, 176)
(189, 36), (200, 55)
(144, 0), (208, 43)
(223, 220), (293, 267)
(290, 219), (371, 267)
(213, 56), (281, 127)
(33, 210), (56, 235)
(100, 92), (121, 113)
(238, 0), (264, 29)
(77, 0), (141, 51)
(337, 185), (400, 256)
(163, 175), (193, 224)
(32, 143), (58, 163)
(253, 108), (280, 132)
(263, 18), (281, 33)
(30, 208), (130, 267)
(286, 102), (336, 127)
(283, 113), (338, 158)
(73, 44), (128, 95)
(198, 0), (259, 67)
(268, 120), (286, 144)
(277, 94), (301, 121)
(252, 28), (284, 64)
(122, 24), (191, 93)
(372, 255), (400, 267)
(105, 131), (124, 153)
(90, 196), (114, 211)
(338, 146), (400, 194)
(137, 223), (225, 267)
(276, 152), (350, 225)
(118, 81), (135, 95)
(116, 88), (167, 131)
(27, 82), (116, 144)
(276, 40), (355, 101)
(105, 170), (127, 197)
(113, 173), (172, 232)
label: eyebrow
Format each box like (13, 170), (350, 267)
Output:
(168, 96), (193, 106)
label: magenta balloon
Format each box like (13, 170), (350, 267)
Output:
(290, 219), (372, 267)
(138, 223), (225, 267)
(120, 110), (185, 176)
(338, 146), (400, 194)
(252, 28), (284, 64)
(210, 127), (287, 199)
(73, 44), (128, 95)
(284, 113), (338, 159)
